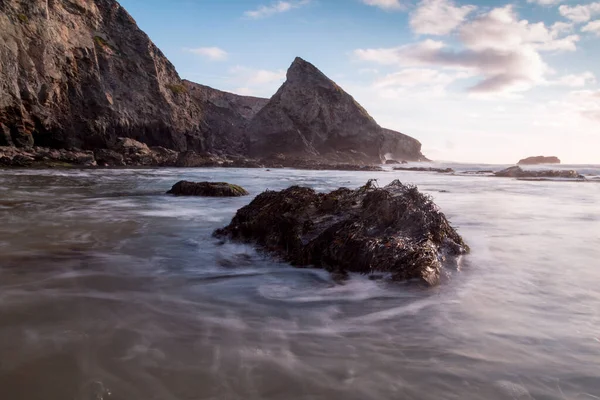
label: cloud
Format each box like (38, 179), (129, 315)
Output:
(244, 0), (310, 19)
(185, 47), (228, 61)
(459, 5), (579, 52)
(582, 19), (600, 35)
(355, 6), (580, 93)
(229, 66), (286, 86)
(410, 0), (476, 35)
(567, 90), (600, 121)
(559, 2), (600, 23)
(527, 0), (562, 5)
(551, 72), (596, 87)
(374, 68), (465, 88)
(361, 0), (404, 10)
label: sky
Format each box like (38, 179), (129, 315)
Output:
(118, 0), (600, 164)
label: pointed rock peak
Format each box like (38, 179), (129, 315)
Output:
(286, 57), (330, 84)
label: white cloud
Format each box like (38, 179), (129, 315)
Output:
(374, 68), (472, 88)
(236, 87), (255, 96)
(559, 2), (600, 23)
(582, 19), (600, 35)
(565, 90), (600, 121)
(361, 0), (404, 10)
(527, 0), (562, 5)
(410, 0), (476, 35)
(551, 72), (597, 87)
(186, 47), (228, 61)
(356, 5), (581, 94)
(229, 66), (286, 86)
(459, 5), (579, 52)
(551, 21), (574, 34)
(244, 0), (310, 19)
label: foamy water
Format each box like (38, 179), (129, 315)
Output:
(0, 164), (599, 400)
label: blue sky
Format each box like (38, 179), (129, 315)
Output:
(118, 0), (599, 163)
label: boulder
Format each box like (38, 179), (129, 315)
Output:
(167, 181), (249, 197)
(215, 180), (469, 285)
(518, 156), (561, 165)
(385, 159), (400, 164)
(94, 149), (125, 166)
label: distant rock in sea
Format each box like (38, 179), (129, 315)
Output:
(518, 156), (561, 165)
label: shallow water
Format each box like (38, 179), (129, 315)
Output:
(1, 165), (599, 400)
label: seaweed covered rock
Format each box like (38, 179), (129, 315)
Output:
(215, 180), (468, 285)
(167, 181), (249, 197)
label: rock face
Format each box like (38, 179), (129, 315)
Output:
(495, 166), (584, 179)
(382, 129), (427, 162)
(518, 156), (561, 165)
(0, 0), (207, 151)
(0, 1), (426, 165)
(167, 181), (249, 197)
(246, 58), (425, 164)
(215, 180), (468, 285)
(184, 81), (268, 154)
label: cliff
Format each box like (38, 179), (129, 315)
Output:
(0, 1), (426, 164)
(381, 129), (426, 162)
(246, 58), (425, 164)
(0, 0), (207, 151)
(183, 81), (268, 154)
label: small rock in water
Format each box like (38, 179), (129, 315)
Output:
(167, 181), (249, 197)
(215, 179), (468, 285)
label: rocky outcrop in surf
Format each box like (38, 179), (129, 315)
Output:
(167, 181), (249, 197)
(215, 180), (468, 285)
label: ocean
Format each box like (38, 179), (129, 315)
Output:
(0, 164), (599, 399)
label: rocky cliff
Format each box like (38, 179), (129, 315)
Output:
(0, 1), (426, 165)
(0, 0), (209, 151)
(245, 57), (425, 164)
(184, 81), (268, 154)
(382, 128), (426, 162)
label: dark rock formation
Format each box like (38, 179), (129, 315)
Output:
(184, 81), (268, 154)
(0, 146), (95, 167)
(0, 1), (425, 164)
(382, 129), (427, 162)
(215, 180), (468, 285)
(246, 58), (425, 164)
(385, 159), (400, 164)
(495, 166), (584, 179)
(0, 0), (207, 152)
(394, 167), (455, 173)
(518, 156), (561, 165)
(167, 181), (249, 197)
